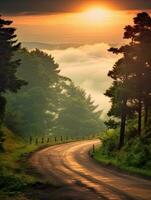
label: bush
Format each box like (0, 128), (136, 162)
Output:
(119, 138), (149, 167)
(100, 128), (151, 170)
(100, 129), (119, 156)
(97, 126), (151, 171)
(0, 172), (27, 195)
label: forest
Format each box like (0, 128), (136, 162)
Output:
(0, 10), (151, 200)
(94, 12), (151, 176)
(0, 15), (105, 198)
(0, 16), (104, 147)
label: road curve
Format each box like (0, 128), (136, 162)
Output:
(29, 140), (151, 200)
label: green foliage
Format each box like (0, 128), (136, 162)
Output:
(102, 13), (151, 173)
(119, 137), (150, 168)
(0, 17), (27, 96)
(0, 173), (27, 195)
(99, 129), (119, 156)
(125, 119), (138, 140)
(104, 119), (119, 129)
(0, 128), (30, 197)
(0, 128), (47, 198)
(5, 48), (61, 136)
(54, 84), (104, 137)
(0, 16), (27, 150)
(95, 122), (151, 176)
(5, 48), (105, 138)
(105, 12), (151, 149)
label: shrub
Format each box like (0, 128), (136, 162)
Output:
(0, 173), (27, 195)
(120, 139), (145, 166)
(99, 129), (119, 156)
(98, 125), (151, 171)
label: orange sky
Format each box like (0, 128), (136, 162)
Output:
(7, 8), (145, 44)
(4, 7), (151, 115)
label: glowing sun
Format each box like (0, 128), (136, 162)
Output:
(82, 7), (111, 22)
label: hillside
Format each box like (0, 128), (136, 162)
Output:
(22, 42), (83, 50)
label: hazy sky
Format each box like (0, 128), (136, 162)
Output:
(7, 11), (139, 44)
(1, 1), (150, 43)
(1, 1), (151, 116)
(1, 0), (151, 15)
(1, 0), (150, 44)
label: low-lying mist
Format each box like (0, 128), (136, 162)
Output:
(43, 43), (118, 118)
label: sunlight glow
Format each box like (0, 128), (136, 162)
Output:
(82, 7), (112, 23)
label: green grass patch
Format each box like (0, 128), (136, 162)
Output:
(93, 147), (151, 178)
(0, 128), (44, 199)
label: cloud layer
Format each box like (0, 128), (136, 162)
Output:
(1, 0), (151, 15)
(43, 43), (119, 118)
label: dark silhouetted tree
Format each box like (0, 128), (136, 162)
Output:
(106, 12), (151, 149)
(106, 45), (136, 149)
(0, 16), (27, 150)
(124, 12), (151, 134)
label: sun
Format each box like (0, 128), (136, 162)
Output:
(82, 7), (111, 23)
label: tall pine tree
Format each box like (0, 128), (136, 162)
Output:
(0, 16), (27, 150)
(124, 12), (151, 133)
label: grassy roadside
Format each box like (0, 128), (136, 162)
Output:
(0, 128), (48, 200)
(93, 145), (151, 179)
(0, 128), (82, 200)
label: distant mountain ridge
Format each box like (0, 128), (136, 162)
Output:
(22, 42), (83, 50)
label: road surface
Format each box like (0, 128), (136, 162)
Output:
(29, 140), (151, 200)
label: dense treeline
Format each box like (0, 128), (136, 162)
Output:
(105, 12), (151, 148)
(5, 48), (62, 136)
(5, 48), (104, 138)
(99, 12), (151, 173)
(0, 15), (104, 150)
(53, 83), (104, 137)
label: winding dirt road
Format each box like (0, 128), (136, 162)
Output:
(29, 140), (151, 200)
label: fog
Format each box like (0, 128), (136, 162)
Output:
(43, 43), (119, 118)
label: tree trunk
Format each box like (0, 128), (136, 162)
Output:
(144, 102), (149, 126)
(118, 98), (127, 150)
(0, 95), (6, 125)
(138, 98), (142, 136)
(0, 95), (6, 152)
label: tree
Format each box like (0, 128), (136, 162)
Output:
(5, 49), (105, 138)
(0, 16), (27, 149)
(106, 12), (151, 149)
(124, 12), (151, 134)
(5, 48), (62, 136)
(105, 45), (136, 149)
(53, 83), (104, 137)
